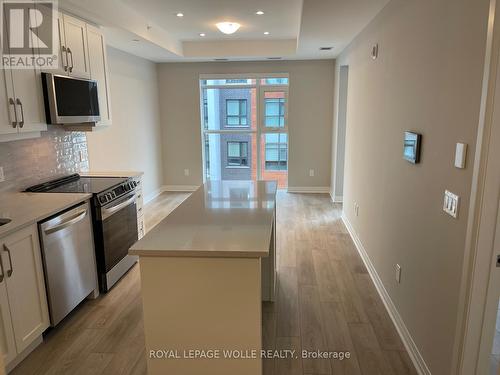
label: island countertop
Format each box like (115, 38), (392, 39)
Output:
(129, 180), (277, 258)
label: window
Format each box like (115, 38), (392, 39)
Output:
(227, 141), (248, 167)
(226, 99), (248, 126)
(261, 77), (289, 85)
(265, 98), (285, 127)
(203, 97), (208, 129)
(265, 133), (287, 170)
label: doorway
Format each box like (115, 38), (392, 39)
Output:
(200, 75), (289, 188)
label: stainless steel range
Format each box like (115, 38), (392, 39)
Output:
(27, 174), (139, 292)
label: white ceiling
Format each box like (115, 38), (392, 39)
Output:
(59, 0), (390, 62)
(121, 0), (303, 41)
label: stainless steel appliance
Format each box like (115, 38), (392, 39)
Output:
(39, 202), (97, 326)
(27, 174), (139, 293)
(41, 73), (100, 124)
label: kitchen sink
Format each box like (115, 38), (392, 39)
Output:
(0, 218), (11, 226)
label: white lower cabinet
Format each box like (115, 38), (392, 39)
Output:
(0, 281), (16, 366)
(0, 225), (49, 368)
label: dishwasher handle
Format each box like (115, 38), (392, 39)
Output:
(43, 209), (88, 235)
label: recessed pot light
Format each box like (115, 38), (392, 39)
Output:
(199, 33), (206, 37)
(132, 39), (140, 42)
(216, 22), (241, 35)
(256, 10), (264, 15)
(176, 12), (184, 17)
(264, 31), (270, 35)
(319, 46), (333, 51)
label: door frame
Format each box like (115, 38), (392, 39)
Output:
(453, 0), (500, 372)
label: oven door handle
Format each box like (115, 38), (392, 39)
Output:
(43, 209), (88, 235)
(101, 195), (135, 219)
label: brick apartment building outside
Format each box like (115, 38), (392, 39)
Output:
(203, 85), (288, 188)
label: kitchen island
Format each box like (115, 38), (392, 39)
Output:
(129, 180), (277, 375)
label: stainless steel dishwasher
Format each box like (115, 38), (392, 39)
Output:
(39, 201), (98, 326)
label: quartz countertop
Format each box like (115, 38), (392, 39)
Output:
(129, 180), (277, 258)
(80, 171), (143, 178)
(0, 192), (92, 238)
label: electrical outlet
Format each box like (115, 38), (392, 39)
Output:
(309, 169), (315, 177)
(395, 264), (402, 283)
(79, 150), (85, 162)
(0, 167), (4, 182)
(184, 169), (190, 177)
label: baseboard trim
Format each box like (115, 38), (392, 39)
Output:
(341, 214), (431, 375)
(287, 186), (330, 193)
(144, 187), (164, 204)
(163, 185), (200, 192)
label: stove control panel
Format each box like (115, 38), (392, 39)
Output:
(97, 178), (137, 206)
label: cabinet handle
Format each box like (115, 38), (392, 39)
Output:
(0, 248), (4, 282)
(8, 98), (17, 128)
(16, 98), (24, 128)
(3, 245), (13, 278)
(61, 45), (68, 71)
(67, 47), (74, 73)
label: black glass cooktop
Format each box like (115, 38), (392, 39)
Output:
(26, 174), (128, 194)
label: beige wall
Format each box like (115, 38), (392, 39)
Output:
(86, 47), (164, 200)
(335, 0), (490, 373)
(157, 60), (334, 189)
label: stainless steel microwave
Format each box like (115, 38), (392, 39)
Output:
(41, 73), (100, 124)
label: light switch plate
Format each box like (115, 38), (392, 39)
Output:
(0, 167), (4, 182)
(455, 143), (467, 169)
(443, 190), (460, 218)
(309, 169), (315, 177)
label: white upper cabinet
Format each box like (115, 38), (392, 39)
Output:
(59, 14), (91, 78)
(0, 69), (17, 136)
(86, 25), (112, 126)
(0, 5), (47, 137)
(8, 68), (47, 134)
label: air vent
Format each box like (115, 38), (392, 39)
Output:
(267, 57), (282, 60)
(214, 58), (229, 61)
(319, 46), (333, 51)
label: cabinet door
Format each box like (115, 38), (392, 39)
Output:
(0, 68), (18, 135)
(10, 67), (47, 133)
(0, 282), (16, 366)
(2, 225), (49, 354)
(62, 14), (90, 78)
(6, 4), (47, 134)
(86, 25), (112, 126)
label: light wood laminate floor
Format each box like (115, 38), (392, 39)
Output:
(11, 191), (416, 375)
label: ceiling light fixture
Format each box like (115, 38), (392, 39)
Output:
(264, 31), (270, 35)
(199, 33), (206, 37)
(132, 39), (140, 42)
(256, 10), (264, 15)
(176, 12), (184, 17)
(216, 22), (241, 35)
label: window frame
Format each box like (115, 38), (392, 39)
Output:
(199, 74), (289, 184)
(259, 86), (289, 132)
(225, 99), (248, 127)
(226, 141), (249, 167)
(264, 133), (288, 171)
